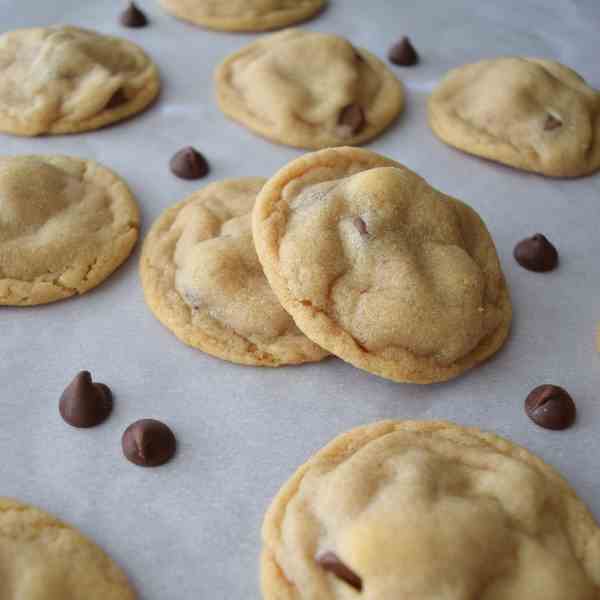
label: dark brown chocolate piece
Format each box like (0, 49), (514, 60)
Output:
(544, 114), (562, 131)
(317, 551), (362, 591)
(353, 216), (369, 236)
(388, 37), (419, 66)
(59, 371), (113, 428)
(514, 234), (558, 272)
(120, 2), (148, 28)
(525, 385), (576, 430)
(105, 88), (128, 110)
(170, 147), (210, 180)
(122, 419), (176, 467)
(337, 104), (365, 138)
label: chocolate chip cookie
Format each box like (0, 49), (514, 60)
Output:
(0, 26), (160, 136)
(262, 420), (600, 599)
(160, 0), (325, 32)
(252, 147), (511, 383)
(140, 178), (328, 366)
(215, 30), (404, 149)
(0, 155), (140, 306)
(0, 497), (136, 599)
(428, 57), (600, 177)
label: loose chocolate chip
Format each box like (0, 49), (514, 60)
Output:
(353, 216), (369, 236)
(105, 88), (128, 110)
(525, 385), (576, 430)
(59, 371), (113, 428)
(514, 234), (558, 272)
(120, 2), (148, 28)
(317, 552), (363, 591)
(337, 104), (365, 138)
(122, 419), (176, 467)
(388, 36), (419, 66)
(544, 114), (562, 131)
(170, 147), (210, 180)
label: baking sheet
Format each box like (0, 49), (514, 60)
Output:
(1, 0), (600, 597)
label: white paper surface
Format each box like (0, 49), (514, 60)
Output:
(1, 0), (600, 597)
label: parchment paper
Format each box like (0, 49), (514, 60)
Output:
(1, 0), (599, 597)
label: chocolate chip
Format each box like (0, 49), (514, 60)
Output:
(514, 234), (558, 272)
(388, 36), (419, 66)
(170, 147), (210, 180)
(353, 216), (368, 236)
(105, 88), (128, 110)
(120, 2), (148, 28)
(59, 371), (113, 428)
(317, 552), (362, 591)
(544, 114), (562, 131)
(525, 385), (576, 430)
(122, 419), (176, 467)
(337, 104), (365, 138)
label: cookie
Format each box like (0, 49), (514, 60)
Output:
(140, 178), (328, 367)
(215, 30), (404, 150)
(0, 26), (160, 136)
(262, 420), (600, 599)
(0, 155), (140, 306)
(252, 147), (511, 384)
(0, 497), (136, 599)
(160, 0), (325, 32)
(428, 57), (600, 177)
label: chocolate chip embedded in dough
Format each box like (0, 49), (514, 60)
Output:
(337, 104), (365, 138)
(316, 551), (363, 591)
(544, 114), (562, 131)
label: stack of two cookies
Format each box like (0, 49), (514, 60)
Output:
(141, 146), (512, 384)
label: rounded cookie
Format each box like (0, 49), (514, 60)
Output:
(215, 30), (404, 150)
(253, 147), (511, 384)
(0, 497), (136, 599)
(160, 0), (326, 32)
(0, 26), (160, 136)
(428, 57), (600, 177)
(0, 155), (140, 306)
(140, 178), (328, 367)
(262, 420), (600, 600)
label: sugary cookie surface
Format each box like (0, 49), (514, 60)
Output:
(428, 57), (600, 177)
(0, 155), (139, 306)
(215, 30), (403, 149)
(262, 421), (600, 600)
(252, 148), (511, 383)
(160, 0), (325, 31)
(0, 26), (160, 136)
(0, 498), (136, 600)
(140, 178), (328, 367)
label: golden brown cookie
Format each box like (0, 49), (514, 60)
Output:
(215, 30), (404, 149)
(0, 497), (136, 599)
(0, 26), (160, 136)
(0, 155), (140, 306)
(262, 420), (600, 600)
(140, 178), (328, 367)
(160, 0), (326, 32)
(252, 147), (511, 383)
(428, 57), (600, 177)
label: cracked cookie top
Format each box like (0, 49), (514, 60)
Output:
(262, 420), (600, 600)
(0, 497), (136, 600)
(140, 178), (328, 367)
(215, 30), (404, 149)
(0, 155), (140, 306)
(160, 0), (326, 32)
(252, 147), (511, 383)
(428, 57), (600, 177)
(0, 26), (160, 136)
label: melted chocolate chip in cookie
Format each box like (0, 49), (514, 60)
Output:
(337, 104), (365, 138)
(317, 551), (363, 591)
